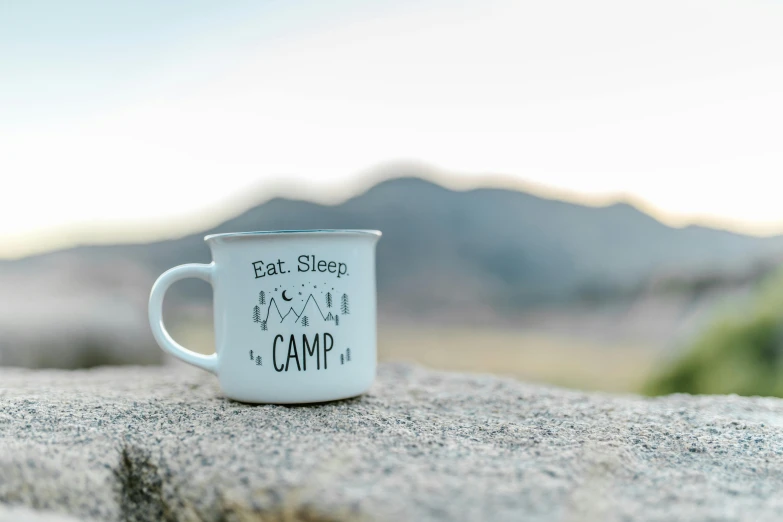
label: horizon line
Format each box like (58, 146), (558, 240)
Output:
(2, 160), (782, 259)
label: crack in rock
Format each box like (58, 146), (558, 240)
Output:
(114, 445), (178, 522)
(112, 444), (367, 522)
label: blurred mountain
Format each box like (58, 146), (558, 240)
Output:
(6, 172), (783, 324)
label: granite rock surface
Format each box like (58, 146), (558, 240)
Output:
(1, 363), (782, 522)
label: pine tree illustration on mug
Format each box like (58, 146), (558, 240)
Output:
(256, 355), (262, 366)
(259, 291), (266, 305)
(260, 320), (267, 331)
(301, 316), (309, 327)
(346, 348), (351, 362)
(326, 292), (333, 308)
(341, 294), (350, 315)
(249, 349), (254, 361)
(340, 354), (344, 365)
(252, 305), (261, 323)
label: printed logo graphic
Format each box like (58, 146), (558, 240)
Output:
(250, 282), (352, 372)
(253, 285), (349, 328)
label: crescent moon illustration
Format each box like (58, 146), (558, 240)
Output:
(282, 290), (293, 302)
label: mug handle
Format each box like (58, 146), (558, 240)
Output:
(148, 263), (217, 374)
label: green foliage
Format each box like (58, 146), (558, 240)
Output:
(644, 269), (783, 397)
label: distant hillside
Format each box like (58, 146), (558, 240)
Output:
(6, 168), (783, 322)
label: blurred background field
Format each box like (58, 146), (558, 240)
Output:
(171, 319), (661, 393)
(2, 0), (783, 397)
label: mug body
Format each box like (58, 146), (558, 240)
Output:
(206, 230), (380, 403)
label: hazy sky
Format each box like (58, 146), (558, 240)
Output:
(2, 0), (783, 256)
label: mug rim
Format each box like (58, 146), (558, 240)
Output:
(204, 229), (382, 242)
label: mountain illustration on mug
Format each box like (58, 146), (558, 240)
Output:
(252, 288), (348, 327)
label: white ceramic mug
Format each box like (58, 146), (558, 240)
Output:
(148, 229), (382, 404)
